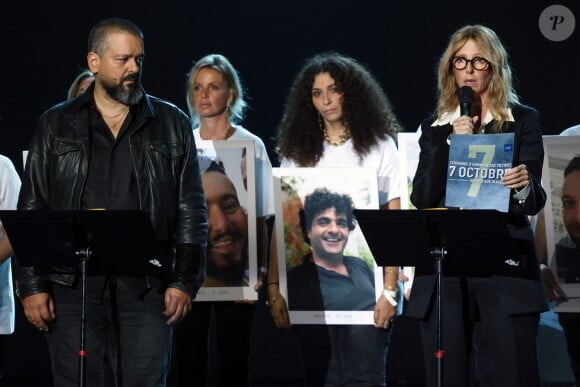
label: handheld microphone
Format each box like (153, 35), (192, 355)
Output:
(458, 86), (473, 117)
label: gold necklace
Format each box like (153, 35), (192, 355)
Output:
(101, 105), (130, 118)
(105, 109), (129, 133)
(323, 127), (351, 146)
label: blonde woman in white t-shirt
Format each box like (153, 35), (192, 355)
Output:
(174, 53), (275, 387)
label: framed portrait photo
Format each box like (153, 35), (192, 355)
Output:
(195, 140), (258, 301)
(541, 136), (580, 267)
(272, 167), (382, 325)
(540, 135), (580, 312)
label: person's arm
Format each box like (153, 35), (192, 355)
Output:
(5, 137), (55, 331)
(266, 226), (291, 327)
(164, 116), (208, 324)
(254, 139), (275, 292)
(374, 198), (400, 329)
(410, 122), (451, 209)
(534, 209), (564, 301)
(15, 120), (52, 299)
(239, 215), (268, 303)
(502, 106), (546, 215)
(254, 216), (268, 291)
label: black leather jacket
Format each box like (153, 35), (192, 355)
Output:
(16, 88), (208, 298)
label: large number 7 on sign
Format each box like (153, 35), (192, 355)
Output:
(467, 145), (495, 197)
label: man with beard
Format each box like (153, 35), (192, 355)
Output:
(201, 158), (249, 286)
(538, 155), (580, 385)
(15, 18), (208, 387)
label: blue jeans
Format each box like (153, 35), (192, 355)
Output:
(45, 276), (172, 387)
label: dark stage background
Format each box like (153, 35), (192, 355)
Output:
(0, 1), (578, 385)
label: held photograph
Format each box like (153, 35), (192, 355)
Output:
(272, 167), (382, 325)
(195, 140), (258, 301)
(540, 135), (580, 312)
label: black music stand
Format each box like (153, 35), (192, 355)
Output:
(353, 208), (518, 387)
(0, 210), (165, 387)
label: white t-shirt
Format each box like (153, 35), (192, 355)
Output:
(193, 125), (275, 217)
(0, 154), (21, 334)
(280, 135), (400, 206)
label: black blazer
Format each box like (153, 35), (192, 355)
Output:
(407, 104), (549, 317)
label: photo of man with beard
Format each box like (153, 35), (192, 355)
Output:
(201, 158), (250, 287)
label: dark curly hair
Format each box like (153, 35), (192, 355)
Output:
(276, 52), (402, 166)
(299, 188), (356, 245)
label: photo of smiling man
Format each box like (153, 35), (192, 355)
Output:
(202, 158), (250, 287)
(193, 141), (258, 301)
(287, 188), (376, 312)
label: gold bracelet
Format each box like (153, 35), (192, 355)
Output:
(267, 282), (279, 286)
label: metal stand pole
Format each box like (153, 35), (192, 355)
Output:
(76, 247), (91, 387)
(431, 246), (447, 387)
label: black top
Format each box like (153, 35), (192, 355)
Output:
(82, 106), (139, 210)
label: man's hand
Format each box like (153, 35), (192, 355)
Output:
(163, 287), (192, 325)
(21, 292), (55, 332)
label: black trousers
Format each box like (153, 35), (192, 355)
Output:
(292, 324), (390, 387)
(45, 276), (172, 387)
(174, 301), (255, 387)
(418, 277), (540, 387)
(557, 312), (580, 385)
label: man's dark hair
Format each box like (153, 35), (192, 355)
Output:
(88, 18), (143, 55)
(205, 159), (226, 175)
(564, 155), (580, 177)
(299, 188), (356, 244)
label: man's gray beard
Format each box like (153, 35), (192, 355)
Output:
(102, 80), (144, 106)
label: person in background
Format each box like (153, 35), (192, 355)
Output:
(272, 51), (403, 386)
(174, 53), (274, 387)
(536, 155), (580, 385)
(409, 24), (548, 387)
(536, 122), (580, 297)
(554, 155), (580, 385)
(66, 68), (94, 100)
(15, 18), (208, 387)
(0, 154), (21, 382)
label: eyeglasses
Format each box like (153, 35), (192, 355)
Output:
(452, 56), (490, 71)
